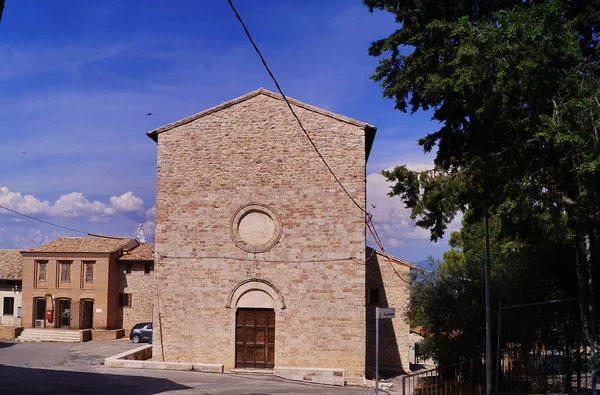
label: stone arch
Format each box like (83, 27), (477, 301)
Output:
(226, 278), (286, 310)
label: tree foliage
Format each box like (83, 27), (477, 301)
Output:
(367, 0), (600, 240)
(366, 0), (600, 370)
(410, 212), (581, 366)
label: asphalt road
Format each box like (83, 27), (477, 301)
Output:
(0, 340), (376, 394)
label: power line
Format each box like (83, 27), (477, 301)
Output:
(366, 214), (412, 284)
(0, 204), (89, 235)
(227, 0), (365, 213)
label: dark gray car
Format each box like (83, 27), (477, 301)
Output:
(130, 322), (152, 343)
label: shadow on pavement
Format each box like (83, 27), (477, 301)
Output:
(0, 364), (192, 394)
(0, 342), (16, 349)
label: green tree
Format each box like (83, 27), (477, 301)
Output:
(410, 212), (581, 366)
(366, 0), (600, 370)
(365, 0), (599, 238)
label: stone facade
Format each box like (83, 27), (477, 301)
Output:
(118, 243), (155, 334)
(21, 238), (138, 330)
(365, 247), (414, 373)
(149, 88), (376, 379)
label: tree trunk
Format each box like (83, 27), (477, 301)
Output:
(577, 228), (596, 395)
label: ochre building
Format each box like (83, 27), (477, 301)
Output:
(21, 237), (138, 330)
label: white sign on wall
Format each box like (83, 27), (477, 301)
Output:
(96, 308), (102, 313)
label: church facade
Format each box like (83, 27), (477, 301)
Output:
(148, 88), (411, 385)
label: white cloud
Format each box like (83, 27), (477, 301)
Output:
(0, 186), (145, 222)
(109, 192), (145, 213)
(367, 171), (430, 249)
(366, 164), (463, 249)
(0, 228), (61, 250)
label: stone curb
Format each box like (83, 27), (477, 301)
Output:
(104, 345), (223, 373)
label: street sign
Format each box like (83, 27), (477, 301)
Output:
(375, 306), (396, 395)
(378, 308), (396, 319)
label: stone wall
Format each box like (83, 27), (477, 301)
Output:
(152, 91), (369, 378)
(117, 261), (154, 333)
(365, 250), (412, 373)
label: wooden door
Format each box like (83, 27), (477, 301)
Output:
(80, 300), (93, 329)
(235, 308), (275, 369)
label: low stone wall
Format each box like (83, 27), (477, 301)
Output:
(92, 329), (125, 341)
(104, 345), (223, 373)
(0, 326), (23, 340)
(273, 366), (345, 386)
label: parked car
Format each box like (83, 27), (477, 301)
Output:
(130, 322), (152, 344)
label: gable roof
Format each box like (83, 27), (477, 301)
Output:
(23, 237), (136, 254)
(366, 246), (419, 270)
(0, 250), (23, 280)
(119, 243), (154, 261)
(146, 88), (377, 160)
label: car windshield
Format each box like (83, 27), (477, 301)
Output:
(132, 323), (147, 329)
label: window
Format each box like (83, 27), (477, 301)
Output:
(3, 297), (14, 315)
(119, 293), (132, 307)
(125, 264), (133, 274)
(84, 261), (94, 283)
(37, 261), (47, 281)
(60, 261), (71, 283)
(144, 264), (153, 274)
(369, 288), (380, 305)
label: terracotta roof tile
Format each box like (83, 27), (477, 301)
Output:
(0, 250), (23, 280)
(119, 243), (154, 261)
(24, 237), (136, 254)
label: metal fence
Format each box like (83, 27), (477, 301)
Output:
(402, 359), (485, 395)
(401, 343), (595, 395)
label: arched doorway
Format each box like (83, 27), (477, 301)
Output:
(228, 280), (284, 370)
(80, 299), (94, 329)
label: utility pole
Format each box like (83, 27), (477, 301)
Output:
(0, 0), (5, 24)
(484, 207), (492, 395)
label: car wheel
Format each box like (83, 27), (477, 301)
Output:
(132, 334), (141, 344)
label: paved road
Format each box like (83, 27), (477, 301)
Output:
(0, 340), (377, 394)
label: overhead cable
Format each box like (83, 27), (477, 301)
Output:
(227, 0), (365, 213)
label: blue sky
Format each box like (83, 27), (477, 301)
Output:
(0, 1), (459, 262)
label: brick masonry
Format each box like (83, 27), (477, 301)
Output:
(151, 90), (370, 378)
(20, 239), (138, 330)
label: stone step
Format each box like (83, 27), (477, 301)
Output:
(231, 369), (274, 375)
(17, 329), (82, 343)
(18, 337), (81, 342)
(18, 334), (81, 339)
(19, 332), (81, 337)
(18, 337), (80, 343)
